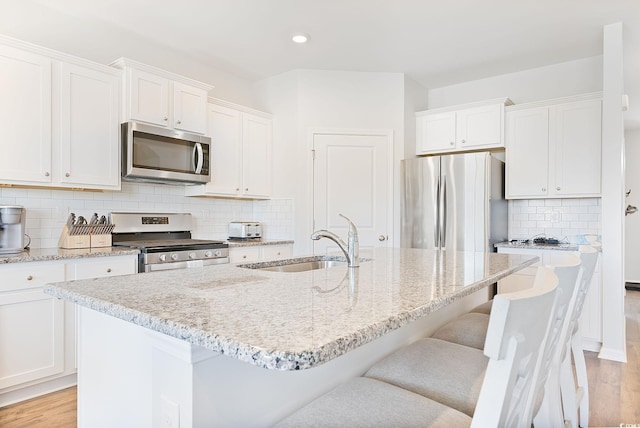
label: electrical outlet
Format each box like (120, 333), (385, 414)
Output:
(160, 395), (180, 428)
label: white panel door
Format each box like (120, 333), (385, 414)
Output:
(59, 63), (120, 189)
(313, 131), (392, 256)
(0, 45), (52, 184)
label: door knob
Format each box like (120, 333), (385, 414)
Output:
(378, 235), (387, 242)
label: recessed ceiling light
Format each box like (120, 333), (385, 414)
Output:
(291, 33), (310, 44)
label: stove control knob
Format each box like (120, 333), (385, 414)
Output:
(189, 252), (196, 259)
(158, 254), (167, 262)
(204, 251), (213, 258)
(171, 253), (179, 261)
(214, 250), (222, 257)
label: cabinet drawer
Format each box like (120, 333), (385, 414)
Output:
(229, 247), (261, 264)
(261, 245), (293, 261)
(0, 263), (66, 293)
(72, 257), (137, 280)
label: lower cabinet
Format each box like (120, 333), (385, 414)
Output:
(497, 246), (602, 350)
(0, 255), (137, 404)
(229, 244), (293, 264)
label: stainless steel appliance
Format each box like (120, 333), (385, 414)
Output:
(0, 205), (28, 254)
(121, 121), (211, 184)
(110, 212), (228, 272)
(228, 222), (262, 240)
(401, 152), (507, 252)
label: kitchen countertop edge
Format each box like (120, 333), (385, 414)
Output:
(0, 247), (140, 264)
(44, 251), (538, 371)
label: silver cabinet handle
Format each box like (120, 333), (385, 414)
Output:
(27, 275), (33, 280)
(542, 188), (546, 192)
(65, 172), (70, 177)
(106, 268), (112, 273)
(176, 120), (182, 125)
(44, 172), (50, 177)
(378, 235), (387, 241)
(449, 141), (455, 146)
(460, 139), (466, 144)
(245, 188), (249, 191)
(236, 188), (240, 191)
(163, 117), (168, 122)
(556, 187), (561, 191)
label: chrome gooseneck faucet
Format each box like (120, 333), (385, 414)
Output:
(311, 213), (359, 268)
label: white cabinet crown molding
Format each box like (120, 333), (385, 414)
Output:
(110, 57), (213, 91)
(208, 97), (272, 119)
(506, 92), (603, 112)
(416, 97), (513, 116)
(0, 34), (120, 76)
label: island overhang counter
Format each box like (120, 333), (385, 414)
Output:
(44, 247), (537, 428)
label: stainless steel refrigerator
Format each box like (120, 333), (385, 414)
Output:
(401, 152), (507, 252)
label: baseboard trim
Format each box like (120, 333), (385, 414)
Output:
(0, 374), (77, 407)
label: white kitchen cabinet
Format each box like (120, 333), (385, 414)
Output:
(506, 94), (602, 199)
(113, 58), (211, 134)
(229, 244), (293, 264)
(0, 263), (65, 390)
(416, 99), (510, 155)
(58, 62), (120, 189)
(496, 246), (602, 350)
(185, 100), (273, 199)
(0, 44), (52, 184)
(0, 254), (137, 404)
(0, 36), (121, 190)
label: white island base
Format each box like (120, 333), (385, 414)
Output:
(77, 289), (487, 428)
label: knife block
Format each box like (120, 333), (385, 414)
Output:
(58, 225), (91, 249)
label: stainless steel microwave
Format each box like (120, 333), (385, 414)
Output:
(121, 121), (211, 184)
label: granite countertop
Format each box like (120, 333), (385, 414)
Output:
(226, 239), (294, 248)
(495, 241), (579, 251)
(44, 248), (537, 371)
(0, 247), (140, 264)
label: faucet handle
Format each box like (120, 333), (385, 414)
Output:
(338, 213), (357, 233)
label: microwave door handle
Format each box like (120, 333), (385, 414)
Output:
(193, 143), (204, 174)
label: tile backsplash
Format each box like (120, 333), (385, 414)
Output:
(508, 198), (601, 243)
(0, 183), (294, 249)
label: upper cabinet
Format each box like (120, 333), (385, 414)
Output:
(416, 98), (512, 155)
(0, 37), (121, 190)
(506, 94), (602, 199)
(111, 58), (212, 135)
(185, 100), (272, 199)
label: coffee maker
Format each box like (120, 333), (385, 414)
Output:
(0, 205), (27, 254)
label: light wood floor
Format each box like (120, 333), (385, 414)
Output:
(1, 290), (639, 428)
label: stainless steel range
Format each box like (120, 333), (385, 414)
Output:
(110, 212), (229, 272)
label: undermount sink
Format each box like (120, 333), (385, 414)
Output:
(238, 256), (355, 273)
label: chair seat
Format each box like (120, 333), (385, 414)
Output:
(431, 312), (490, 350)
(274, 377), (472, 428)
(470, 299), (493, 314)
(365, 337), (488, 417)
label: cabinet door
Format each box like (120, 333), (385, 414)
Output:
(0, 45), (52, 184)
(173, 82), (207, 134)
(205, 104), (243, 196)
(242, 113), (272, 198)
(58, 63), (120, 189)
(417, 111), (456, 154)
(128, 68), (169, 127)
(229, 247), (261, 263)
(0, 262), (65, 389)
(550, 99), (602, 197)
(261, 245), (293, 261)
(505, 107), (549, 198)
(456, 104), (503, 149)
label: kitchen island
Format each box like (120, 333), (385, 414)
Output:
(45, 248), (536, 428)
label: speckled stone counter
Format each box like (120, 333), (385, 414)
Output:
(45, 248), (536, 371)
(0, 246), (140, 264)
(226, 239), (294, 248)
(495, 241), (579, 251)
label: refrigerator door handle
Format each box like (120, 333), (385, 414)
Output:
(440, 175), (447, 248)
(434, 176), (440, 247)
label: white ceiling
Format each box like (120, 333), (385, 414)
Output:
(1, 0), (639, 128)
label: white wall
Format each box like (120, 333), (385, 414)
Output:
(255, 70), (421, 254)
(625, 129), (640, 282)
(427, 56), (603, 108)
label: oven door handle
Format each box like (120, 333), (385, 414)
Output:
(193, 143), (204, 174)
